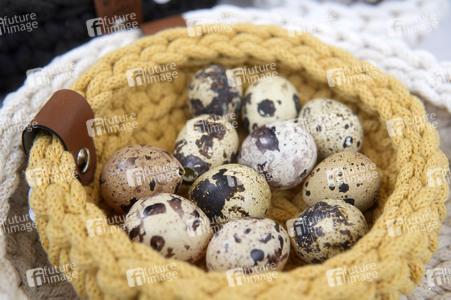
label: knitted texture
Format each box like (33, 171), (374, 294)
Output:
(251, 0), (448, 47)
(0, 0), (96, 98)
(185, 4), (451, 112)
(5, 174), (81, 300)
(25, 24), (449, 299)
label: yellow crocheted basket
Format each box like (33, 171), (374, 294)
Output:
(26, 24), (449, 299)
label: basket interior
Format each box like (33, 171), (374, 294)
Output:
(85, 61), (397, 270)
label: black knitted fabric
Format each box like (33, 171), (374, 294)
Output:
(0, 0), (217, 101)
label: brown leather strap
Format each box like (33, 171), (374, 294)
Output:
(22, 90), (97, 186)
(140, 14), (187, 35)
(92, 0), (186, 36)
(21, 10), (188, 187)
(92, 0), (143, 34)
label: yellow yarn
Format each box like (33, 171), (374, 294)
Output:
(26, 24), (449, 299)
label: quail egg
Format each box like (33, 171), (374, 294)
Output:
(124, 193), (213, 262)
(100, 145), (184, 213)
(187, 64), (242, 117)
(286, 199), (368, 264)
(238, 120), (317, 189)
(298, 98), (363, 161)
(206, 217), (290, 271)
(302, 151), (380, 212)
(174, 114), (239, 182)
(243, 76), (301, 132)
(188, 164), (271, 223)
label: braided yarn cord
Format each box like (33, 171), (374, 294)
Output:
(25, 24), (449, 299)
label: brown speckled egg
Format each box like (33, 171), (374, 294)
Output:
(124, 193), (213, 262)
(173, 114), (239, 182)
(206, 217), (290, 271)
(188, 164), (271, 223)
(286, 199), (368, 264)
(298, 98), (363, 161)
(187, 65), (242, 117)
(243, 76), (300, 132)
(100, 145), (185, 213)
(238, 120), (317, 189)
(302, 151), (380, 212)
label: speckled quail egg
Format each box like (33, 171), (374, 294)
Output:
(188, 164), (271, 223)
(100, 145), (185, 213)
(206, 217), (290, 271)
(174, 114), (239, 182)
(238, 120), (317, 189)
(302, 151), (380, 212)
(298, 98), (363, 161)
(242, 76), (301, 132)
(286, 199), (368, 264)
(124, 193), (213, 262)
(187, 65), (242, 117)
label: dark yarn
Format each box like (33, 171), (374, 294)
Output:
(0, 0), (217, 101)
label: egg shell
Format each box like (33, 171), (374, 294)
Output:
(206, 217), (290, 271)
(242, 76), (301, 132)
(238, 120), (317, 189)
(174, 114), (239, 182)
(298, 98), (363, 161)
(187, 65), (242, 117)
(287, 199), (368, 264)
(302, 151), (380, 212)
(124, 193), (213, 262)
(188, 164), (271, 223)
(100, 145), (184, 213)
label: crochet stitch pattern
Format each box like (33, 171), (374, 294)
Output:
(26, 24), (449, 299)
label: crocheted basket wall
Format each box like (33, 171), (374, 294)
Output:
(26, 24), (449, 299)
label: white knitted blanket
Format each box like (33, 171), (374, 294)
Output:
(250, 0), (448, 47)
(1, 3), (450, 299)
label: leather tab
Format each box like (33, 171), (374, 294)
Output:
(92, 0), (142, 33)
(140, 15), (186, 35)
(22, 90), (97, 186)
